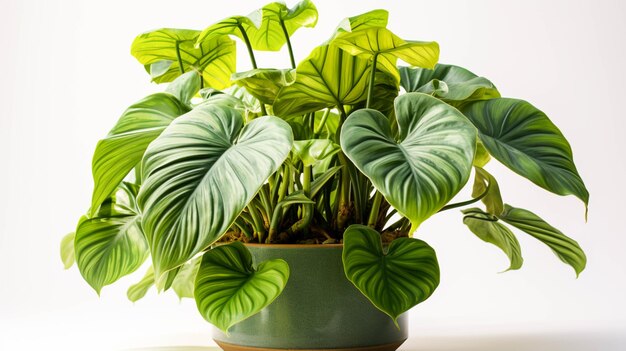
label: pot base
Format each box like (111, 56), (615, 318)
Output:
(215, 340), (406, 351)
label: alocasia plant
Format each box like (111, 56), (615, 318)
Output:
(61, 0), (588, 332)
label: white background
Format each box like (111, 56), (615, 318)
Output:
(1, 0), (625, 350)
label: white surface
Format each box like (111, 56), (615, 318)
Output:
(1, 0), (625, 350)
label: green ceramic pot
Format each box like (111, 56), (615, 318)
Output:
(213, 244), (408, 351)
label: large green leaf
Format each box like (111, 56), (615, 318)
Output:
(195, 242), (289, 332)
(127, 266), (155, 302)
(342, 225), (439, 324)
(75, 184), (148, 294)
(462, 208), (523, 271)
(273, 43), (372, 116)
(90, 93), (189, 213)
(472, 167), (504, 216)
(231, 68), (295, 105)
(60, 232), (76, 269)
(461, 98), (589, 210)
(498, 204), (586, 276)
(247, 0), (318, 51)
(138, 104), (293, 277)
(332, 27), (439, 81)
(399, 64), (500, 102)
(341, 93), (476, 230)
(131, 28), (236, 89)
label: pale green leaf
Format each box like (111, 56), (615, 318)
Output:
(341, 93), (476, 230)
(131, 28), (236, 89)
(172, 257), (201, 300)
(138, 104), (293, 277)
(165, 71), (202, 105)
(231, 68), (295, 105)
(399, 64), (500, 102)
(472, 167), (504, 216)
(195, 242), (289, 332)
(76, 184), (148, 294)
(462, 208), (523, 271)
(90, 93), (189, 213)
(246, 0), (318, 51)
(499, 204), (586, 276)
(60, 232), (76, 269)
(333, 9), (389, 36)
(292, 139), (340, 167)
(273, 43), (372, 116)
(461, 98), (589, 209)
(342, 225), (439, 324)
(127, 266), (155, 302)
(333, 27), (439, 80)
(473, 139), (491, 167)
(196, 13), (261, 46)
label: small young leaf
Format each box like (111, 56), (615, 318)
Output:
(462, 208), (523, 271)
(60, 232), (76, 269)
(472, 167), (504, 216)
(165, 71), (202, 106)
(171, 258), (201, 300)
(127, 267), (155, 302)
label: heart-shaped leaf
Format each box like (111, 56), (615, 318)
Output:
(273, 43), (372, 116)
(138, 104), (293, 277)
(60, 232), (76, 270)
(399, 64), (500, 103)
(194, 242), (289, 332)
(342, 225), (440, 324)
(472, 167), (504, 216)
(127, 266), (155, 302)
(498, 204), (586, 276)
(90, 93), (189, 213)
(341, 92), (476, 230)
(131, 28), (236, 89)
(332, 27), (439, 80)
(231, 68), (295, 105)
(461, 98), (589, 211)
(462, 208), (523, 271)
(76, 183), (148, 294)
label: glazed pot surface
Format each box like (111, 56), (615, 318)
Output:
(213, 244), (407, 350)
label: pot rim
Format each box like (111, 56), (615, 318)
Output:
(243, 243), (343, 249)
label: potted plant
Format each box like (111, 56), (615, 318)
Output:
(60, 1), (589, 350)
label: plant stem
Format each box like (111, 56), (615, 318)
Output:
(175, 41), (185, 74)
(237, 23), (267, 115)
(314, 108), (331, 137)
(366, 53), (379, 109)
(279, 20), (296, 69)
(367, 192), (383, 228)
(438, 183), (490, 213)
